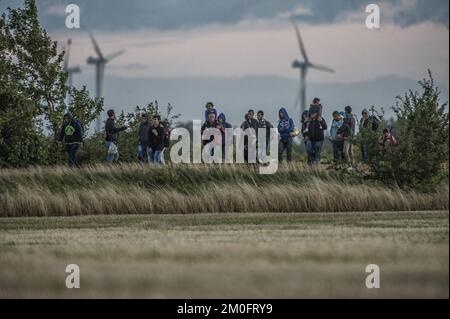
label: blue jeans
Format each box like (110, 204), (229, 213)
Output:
(66, 144), (80, 167)
(306, 140), (323, 164)
(148, 148), (165, 165)
(137, 144), (148, 163)
(106, 142), (119, 163)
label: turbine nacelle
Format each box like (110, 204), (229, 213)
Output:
(87, 56), (104, 65)
(292, 60), (308, 69)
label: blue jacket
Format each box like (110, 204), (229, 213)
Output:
(330, 119), (344, 141)
(277, 108), (294, 141)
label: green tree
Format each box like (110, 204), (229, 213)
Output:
(367, 71), (449, 191)
(0, 0), (102, 166)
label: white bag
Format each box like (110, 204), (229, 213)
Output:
(108, 142), (118, 155)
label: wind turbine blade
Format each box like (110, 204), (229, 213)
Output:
(290, 17), (309, 63)
(89, 32), (104, 60)
(309, 63), (335, 73)
(105, 50), (125, 62)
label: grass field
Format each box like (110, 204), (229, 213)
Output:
(0, 211), (448, 298)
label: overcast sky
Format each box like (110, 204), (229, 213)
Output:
(1, 0), (448, 83)
(1, 0), (449, 124)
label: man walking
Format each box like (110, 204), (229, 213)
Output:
(59, 112), (83, 167)
(277, 108), (294, 163)
(256, 110), (273, 164)
(360, 108), (380, 161)
(148, 115), (165, 165)
(305, 109), (327, 165)
(329, 111), (345, 163)
(137, 113), (151, 163)
(105, 109), (128, 163)
(343, 106), (356, 167)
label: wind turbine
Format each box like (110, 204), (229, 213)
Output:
(291, 18), (335, 124)
(87, 33), (125, 132)
(63, 39), (81, 104)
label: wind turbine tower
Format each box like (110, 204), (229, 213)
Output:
(87, 33), (125, 133)
(291, 18), (335, 124)
(63, 39), (81, 104)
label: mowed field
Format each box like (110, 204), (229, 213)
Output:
(0, 211), (448, 298)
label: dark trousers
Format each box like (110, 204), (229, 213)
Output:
(66, 144), (80, 167)
(278, 138), (292, 162)
(332, 140), (345, 162)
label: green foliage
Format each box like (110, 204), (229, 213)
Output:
(67, 86), (104, 135)
(364, 71), (449, 191)
(0, 0), (101, 167)
(0, 92), (49, 167)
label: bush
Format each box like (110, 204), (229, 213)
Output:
(366, 71), (449, 191)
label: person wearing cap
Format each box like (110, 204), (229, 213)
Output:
(59, 112), (84, 167)
(137, 113), (151, 163)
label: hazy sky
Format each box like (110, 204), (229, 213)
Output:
(1, 0), (449, 124)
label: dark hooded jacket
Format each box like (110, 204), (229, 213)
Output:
(148, 123), (165, 151)
(308, 117), (328, 142)
(277, 108), (294, 141)
(59, 119), (83, 145)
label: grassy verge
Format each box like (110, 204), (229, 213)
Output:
(0, 163), (447, 216)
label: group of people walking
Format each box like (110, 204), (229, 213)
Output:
(59, 98), (394, 167)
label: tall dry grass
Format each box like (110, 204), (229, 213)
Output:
(0, 168), (447, 216)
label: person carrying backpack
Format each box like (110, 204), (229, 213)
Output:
(379, 128), (397, 153)
(59, 112), (83, 167)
